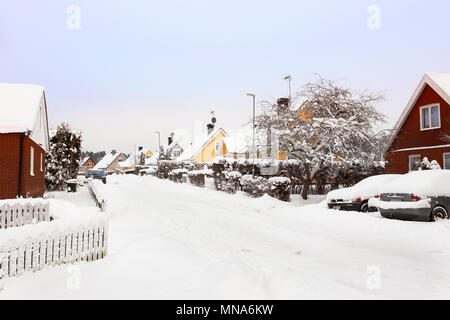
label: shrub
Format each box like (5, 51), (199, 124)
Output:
(169, 168), (188, 183)
(240, 175), (270, 198)
(188, 170), (212, 187)
(268, 177), (291, 202)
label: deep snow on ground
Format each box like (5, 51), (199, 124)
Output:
(2, 175), (450, 299)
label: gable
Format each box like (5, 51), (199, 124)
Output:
(387, 73), (450, 152)
(389, 84), (450, 152)
(190, 128), (227, 161)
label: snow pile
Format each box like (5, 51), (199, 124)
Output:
(380, 170), (450, 197)
(326, 174), (402, 202)
(224, 171), (242, 179)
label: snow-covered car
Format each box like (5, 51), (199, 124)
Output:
(327, 174), (401, 213)
(85, 169), (107, 183)
(377, 170), (450, 222)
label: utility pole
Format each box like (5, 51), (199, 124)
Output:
(246, 93), (256, 178)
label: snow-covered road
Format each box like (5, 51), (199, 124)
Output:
(2, 175), (450, 299)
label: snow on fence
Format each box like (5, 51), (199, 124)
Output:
(88, 180), (107, 212)
(0, 202), (50, 229)
(0, 200), (109, 285)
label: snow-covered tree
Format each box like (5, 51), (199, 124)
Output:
(45, 123), (82, 191)
(257, 76), (386, 199)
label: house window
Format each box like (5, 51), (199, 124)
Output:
(215, 141), (220, 154)
(174, 151), (181, 157)
(444, 153), (450, 170)
(88, 162), (92, 167)
(40, 153), (43, 172)
(408, 154), (421, 171)
(420, 104), (440, 130)
(30, 147), (35, 176)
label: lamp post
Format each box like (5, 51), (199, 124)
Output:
(155, 131), (161, 158)
(246, 93), (256, 178)
(284, 74), (291, 107)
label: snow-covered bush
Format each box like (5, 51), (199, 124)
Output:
(169, 168), (189, 183)
(240, 175), (271, 198)
(188, 170), (211, 187)
(268, 177), (291, 202)
(419, 157), (442, 171)
(45, 123), (82, 191)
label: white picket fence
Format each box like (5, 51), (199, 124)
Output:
(0, 201), (109, 283)
(0, 202), (50, 229)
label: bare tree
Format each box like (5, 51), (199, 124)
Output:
(257, 76), (386, 199)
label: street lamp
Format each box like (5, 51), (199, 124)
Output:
(246, 93), (256, 178)
(284, 74), (291, 107)
(154, 131), (161, 158)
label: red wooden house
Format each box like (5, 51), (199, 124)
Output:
(385, 73), (450, 173)
(78, 157), (96, 175)
(0, 84), (50, 200)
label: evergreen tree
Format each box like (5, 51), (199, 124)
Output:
(45, 123), (82, 191)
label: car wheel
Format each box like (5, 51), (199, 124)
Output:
(360, 202), (369, 213)
(430, 206), (448, 222)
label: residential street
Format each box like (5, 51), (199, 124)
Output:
(2, 175), (450, 299)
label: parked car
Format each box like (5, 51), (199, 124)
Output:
(376, 170), (450, 222)
(327, 174), (401, 212)
(85, 169), (107, 184)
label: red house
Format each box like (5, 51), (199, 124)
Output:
(0, 84), (50, 200)
(385, 73), (450, 173)
(78, 157), (96, 175)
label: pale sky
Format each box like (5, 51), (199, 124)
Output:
(1, 0), (449, 153)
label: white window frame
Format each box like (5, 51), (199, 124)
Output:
(443, 153), (450, 170)
(30, 147), (35, 176)
(420, 103), (440, 131)
(408, 154), (421, 172)
(40, 153), (43, 172)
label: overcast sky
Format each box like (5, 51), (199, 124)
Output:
(1, 0), (449, 153)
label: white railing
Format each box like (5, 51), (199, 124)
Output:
(0, 200), (109, 284)
(0, 202), (50, 229)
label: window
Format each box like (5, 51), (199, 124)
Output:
(444, 153), (450, 170)
(408, 154), (421, 171)
(215, 141), (220, 154)
(88, 162), (92, 167)
(40, 153), (43, 172)
(30, 147), (35, 176)
(420, 104), (440, 130)
(174, 151), (181, 157)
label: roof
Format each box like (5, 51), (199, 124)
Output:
(387, 73), (450, 151)
(80, 157), (90, 165)
(188, 128), (228, 160)
(221, 136), (250, 154)
(0, 83), (45, 133)
(94, 153), (124, 170)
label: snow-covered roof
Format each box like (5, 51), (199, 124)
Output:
(387, 73), (450, 151)
(94, 153), (124, 170)
(221, 136), (250, 154)
(80, 157), (91, 165)
(187, 128), (228, 160)
(0, 83), (45, 133)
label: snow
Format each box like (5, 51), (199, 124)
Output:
(0, 83), (44, 133)
(377, 199), (431, 210)
(1, 175), (449, 299)
(380, 170), (450, 197)
(326, 174), (401, 202)
(427, 72), (450, 100)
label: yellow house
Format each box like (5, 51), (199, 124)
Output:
(191, 128), (228, 162)
(145, 150), (153, 158)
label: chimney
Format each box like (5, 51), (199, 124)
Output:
(168, 132), (174, 145)
(207, 123), (215, 135)
(207, 111), (217, 135)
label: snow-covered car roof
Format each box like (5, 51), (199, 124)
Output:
(326, 174), (402, 201)
(379, 170), (450, 197)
